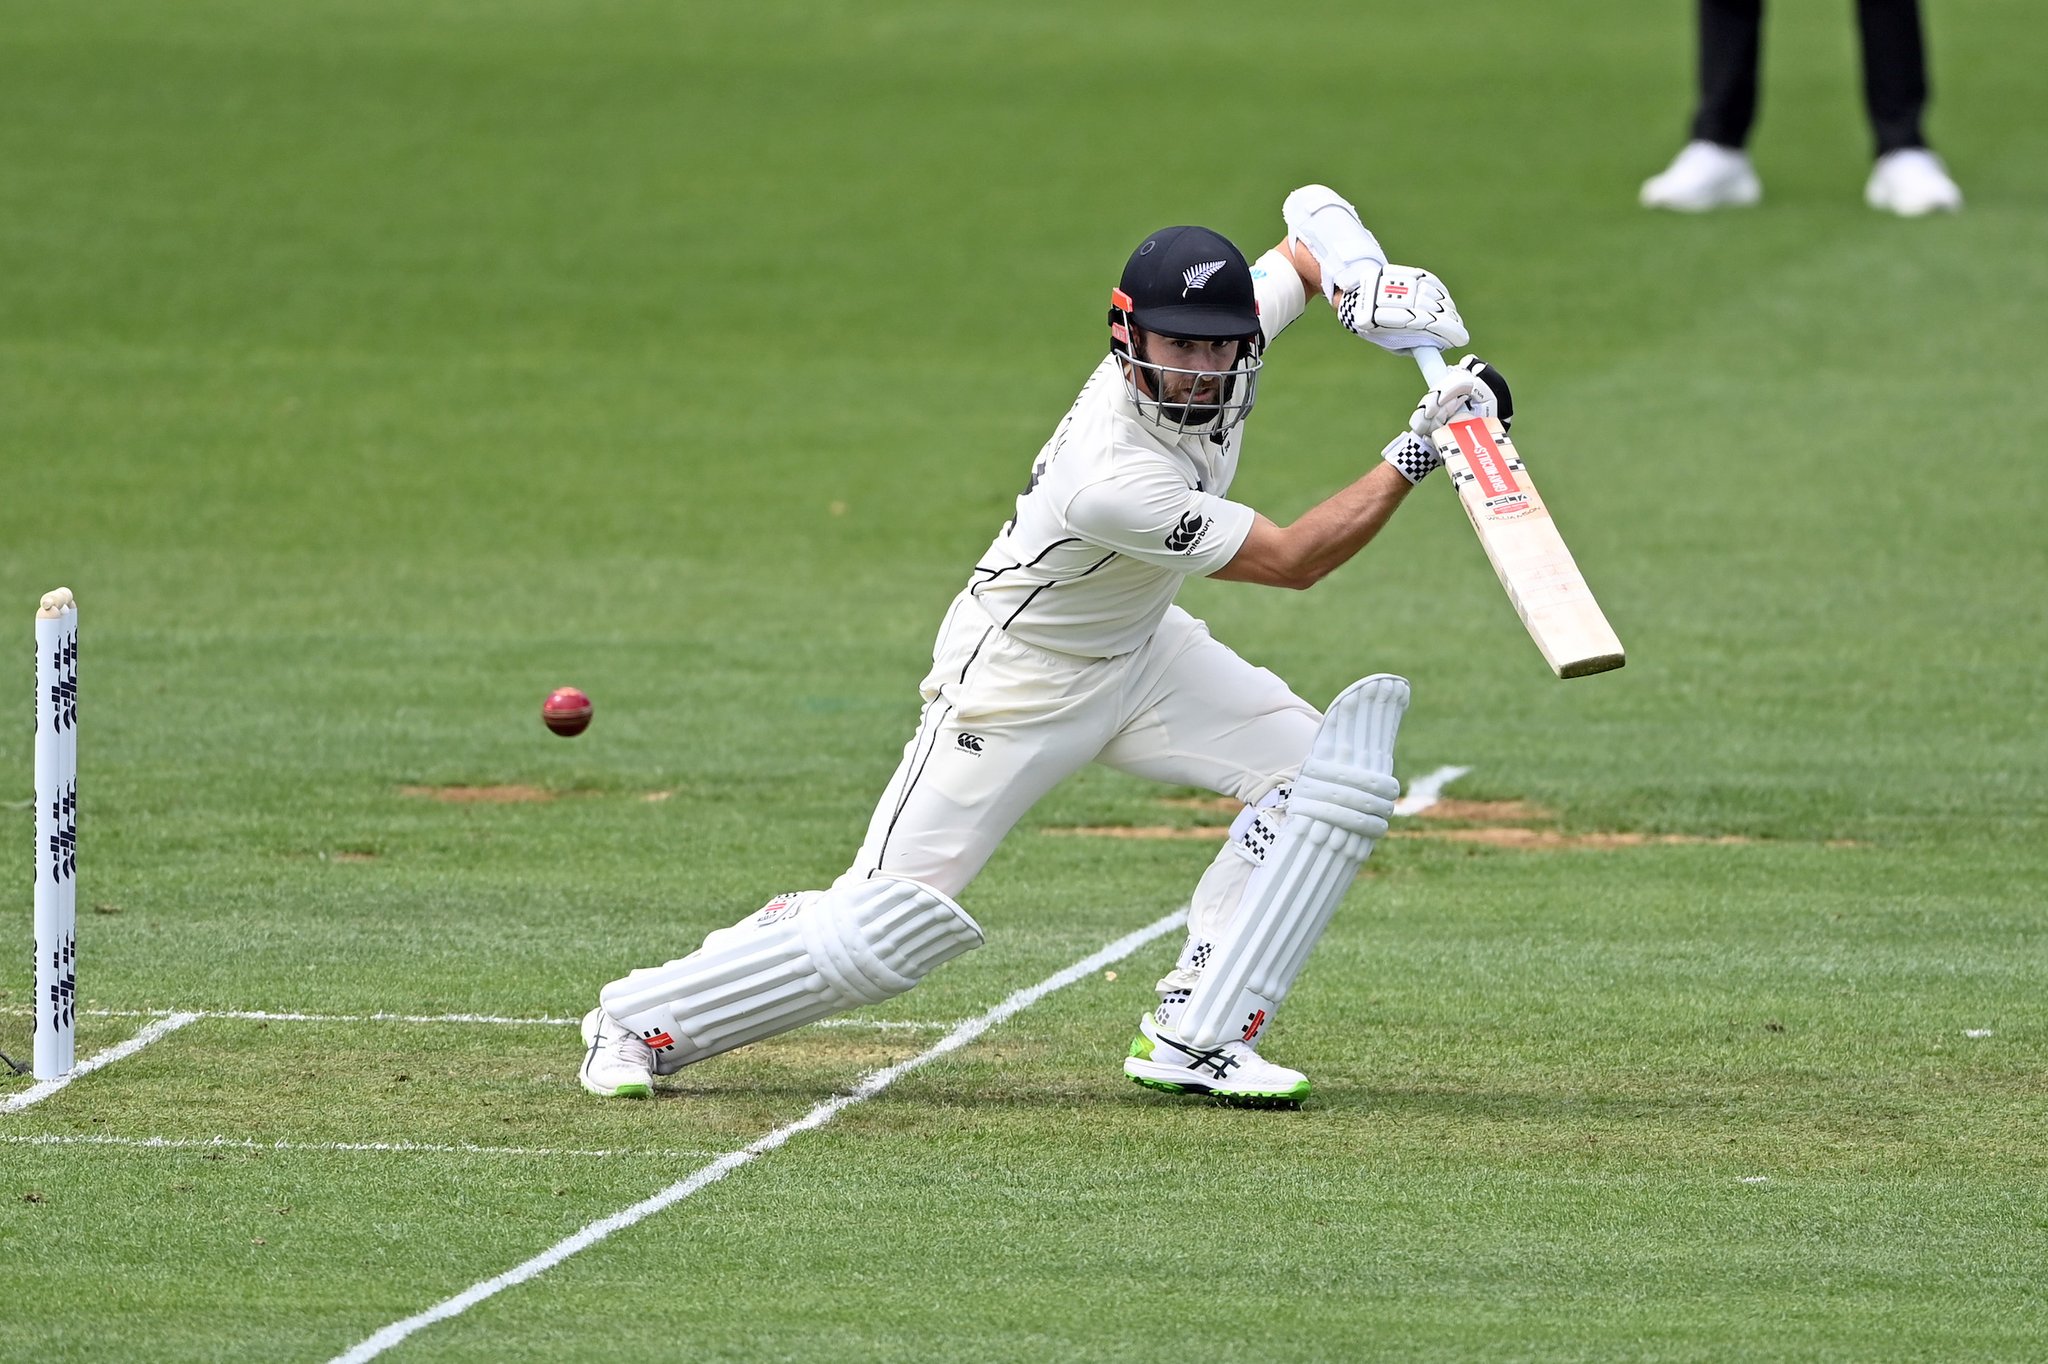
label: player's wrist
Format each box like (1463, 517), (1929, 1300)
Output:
(1381, 430), (1441, 485)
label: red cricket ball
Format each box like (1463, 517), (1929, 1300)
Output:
(542, 686), (593, 737)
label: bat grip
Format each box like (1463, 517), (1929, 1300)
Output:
(1408, 346), (1473, 428)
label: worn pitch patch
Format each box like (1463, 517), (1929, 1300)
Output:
(400, 785), (567, 803)
(398, 785), (675, 804)
(1045, 793), (1777, 850)
(1400, 827), (1752, 849)
(1046, 825), (1229, 841)
(1414, 797), (1553, 823)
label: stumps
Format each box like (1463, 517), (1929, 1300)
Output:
(33, 588), (79, 1080)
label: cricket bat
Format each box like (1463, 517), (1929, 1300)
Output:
(1412, 348), (1625, 679)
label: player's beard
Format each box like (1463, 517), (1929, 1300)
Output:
(1158, 379), (1226, 428)
(1144, 366), (1229, 429)
(1119, 333), (1261, 435)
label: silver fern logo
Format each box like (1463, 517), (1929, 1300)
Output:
(1181, 260), (1227, 296)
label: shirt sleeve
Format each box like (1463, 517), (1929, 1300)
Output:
(1063, 463), (1255, 576)
(1251, 247), (1309, 347)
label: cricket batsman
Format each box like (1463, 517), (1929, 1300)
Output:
(580, 185), (1510, 1106)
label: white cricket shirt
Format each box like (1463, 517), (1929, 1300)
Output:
(966, 251), (1309, 659)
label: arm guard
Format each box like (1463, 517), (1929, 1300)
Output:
(1282, 184), (1387, 302)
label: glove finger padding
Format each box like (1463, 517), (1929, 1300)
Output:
(1338, 264), (1469, 353)
(1409, 370), (1483, 437)
(1408, 354), (1513, 437)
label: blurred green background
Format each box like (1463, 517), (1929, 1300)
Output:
(2, 3), (2043, 1360)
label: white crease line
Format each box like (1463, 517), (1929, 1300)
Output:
(329, 905), (1190, 1364)
(0, 1133), (718, 1160)
(77, 1008), (582, 1026)
(11, 1008), (957, 1032)
(209, 1009), (578, 1026)
(1, 1013), (201, 1113)
(1393, 764), (1471, 817)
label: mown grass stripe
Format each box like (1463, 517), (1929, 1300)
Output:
(326, 906), (1189, 1364)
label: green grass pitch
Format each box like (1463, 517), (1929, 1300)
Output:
(3, 2), (2045, 1360)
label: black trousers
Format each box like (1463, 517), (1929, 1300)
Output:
(1691, 0), (1931, 156)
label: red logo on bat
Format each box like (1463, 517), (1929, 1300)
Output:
(1453, 420), (1531, 518)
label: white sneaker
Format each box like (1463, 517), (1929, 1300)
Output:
(578, 1007), (653, 1098)
(1123, 1013), (1311, 1108)
(1640, 141), (1762, 212)
(1865, 149), (1962, 216)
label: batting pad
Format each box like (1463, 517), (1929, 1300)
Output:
(1173, 674), (1406, 1050)
(600, 876), (984, 1073)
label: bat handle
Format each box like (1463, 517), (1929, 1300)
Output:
(1408, 346), (1472, 427)
(1410, 346), (1450, 385)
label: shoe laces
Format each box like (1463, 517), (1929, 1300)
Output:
(594, 1016), (653, 1065)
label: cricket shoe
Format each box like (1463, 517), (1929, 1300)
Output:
(1639, 141), (1761, 212)
(1123, 1013), (1311, 1109)
(1865, 149), (1962, 216)
(579, 1007), (653, 1098)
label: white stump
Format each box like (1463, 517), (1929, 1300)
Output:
(33, 588), (78, 1080)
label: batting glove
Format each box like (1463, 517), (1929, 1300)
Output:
(1337, 264), (1468, 354)
(1409, 355), (1514, 438)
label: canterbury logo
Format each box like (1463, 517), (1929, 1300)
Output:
(1181, 260), (1226, 295)
(955, 733), (984, 754)
(1164, 511), (1209, 553)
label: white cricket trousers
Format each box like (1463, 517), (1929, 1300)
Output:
(836, 592), (1322, 899)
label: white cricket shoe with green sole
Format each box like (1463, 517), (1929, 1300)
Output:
(1123, 1012), (1311, 1109)
(579, 1007), (654, 1098)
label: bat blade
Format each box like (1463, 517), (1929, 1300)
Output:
(1433, 415), (1625, 679)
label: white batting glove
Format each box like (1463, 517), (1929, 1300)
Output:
(1280, 186), (1469, 352)
(1381, 430), (1442, 485)
(1338, 266), (1468, 354)
(1408, 354), (1512, 437)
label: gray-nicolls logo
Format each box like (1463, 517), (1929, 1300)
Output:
(955, 733), (984, 754)
(754, 892), (806, 927)
(1181, 260), (1226, 296)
